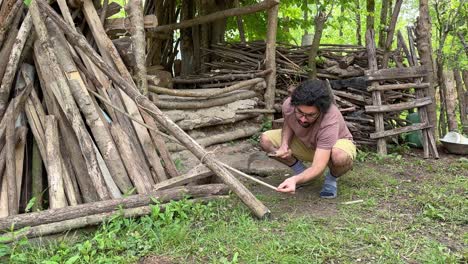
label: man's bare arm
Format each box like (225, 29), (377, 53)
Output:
(280, 121), (294, 149)
(292, 148), (331, 184)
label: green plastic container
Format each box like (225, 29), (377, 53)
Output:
(406, 113), (423, 148)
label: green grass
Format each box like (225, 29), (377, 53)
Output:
(1, 154), (466, 263)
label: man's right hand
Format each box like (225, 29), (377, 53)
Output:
(273, 146), (292, 159)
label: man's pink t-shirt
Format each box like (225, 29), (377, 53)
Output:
(282, 97), (353, 150)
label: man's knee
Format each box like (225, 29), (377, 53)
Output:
(259, 132), (272, 151)
(331, 148), (352, 167)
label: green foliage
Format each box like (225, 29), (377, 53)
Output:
(2, 155), (466, 263)
(248, 117), (272, 144)
(173, 158), (185, 171)
(23, 0), (32, 7)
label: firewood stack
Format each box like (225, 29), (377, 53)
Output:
(0, 0), (185, 217)
(0, 0), (272, 239)
(171, 41), (418, 147)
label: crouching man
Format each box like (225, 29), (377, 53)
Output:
(260, 80), (356, 198)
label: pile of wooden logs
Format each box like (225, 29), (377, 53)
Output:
(0, 0), (271, 240)
(171, 41), (420, 146)
(150, 72), (273, 150)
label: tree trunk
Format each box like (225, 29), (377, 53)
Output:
(378, 0), (390, 48)
(234, 0), (246, 43)
(181, 0), (194, 76)
(355, 0), (362, 46)
(366, 0), (375, 32)
(415, 0), (437, 139)
(443, 71), (458, 132)
(454, 69), (467, 131)
(308, 11), (327, 79)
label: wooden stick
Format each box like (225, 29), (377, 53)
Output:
(0, 4), (22, 82)
(0, 13), (32, 118)
(366, 29), (387, 155)
(264, 3), (279, 114)
(221, 163), (277, 191)
(155, 90), (258, 110)
(14, 126), (27, 210)
(149, 78), (265, 98)
(173, 69), (271, 84)
(153, 166), (213, 191)
(39, 0), (270, 219)
(0, 184), (229, 231)
(167, 125), (261, 152)
(5, 105), (17, 215)
(125, 0), (148, 95)
(109, 123), (153, 194)
(44, 115), (67, 209)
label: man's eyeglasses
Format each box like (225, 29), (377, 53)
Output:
(294, 107), (320, 121)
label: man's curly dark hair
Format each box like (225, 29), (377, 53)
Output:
(291, 79), (332, 113)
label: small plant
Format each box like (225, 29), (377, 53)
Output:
(173, 158), (185, 171)
(249, 117), (272, 144)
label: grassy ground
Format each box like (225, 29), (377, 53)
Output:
(1, 151), (467, 263)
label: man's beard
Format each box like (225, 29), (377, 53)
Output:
(297, 118), (312, 128)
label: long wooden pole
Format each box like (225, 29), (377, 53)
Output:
(1, 196), (227, 244)
(264, 4), (279, 113)
(0, 184), (228, 231)
(38, 0), (270, 219)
